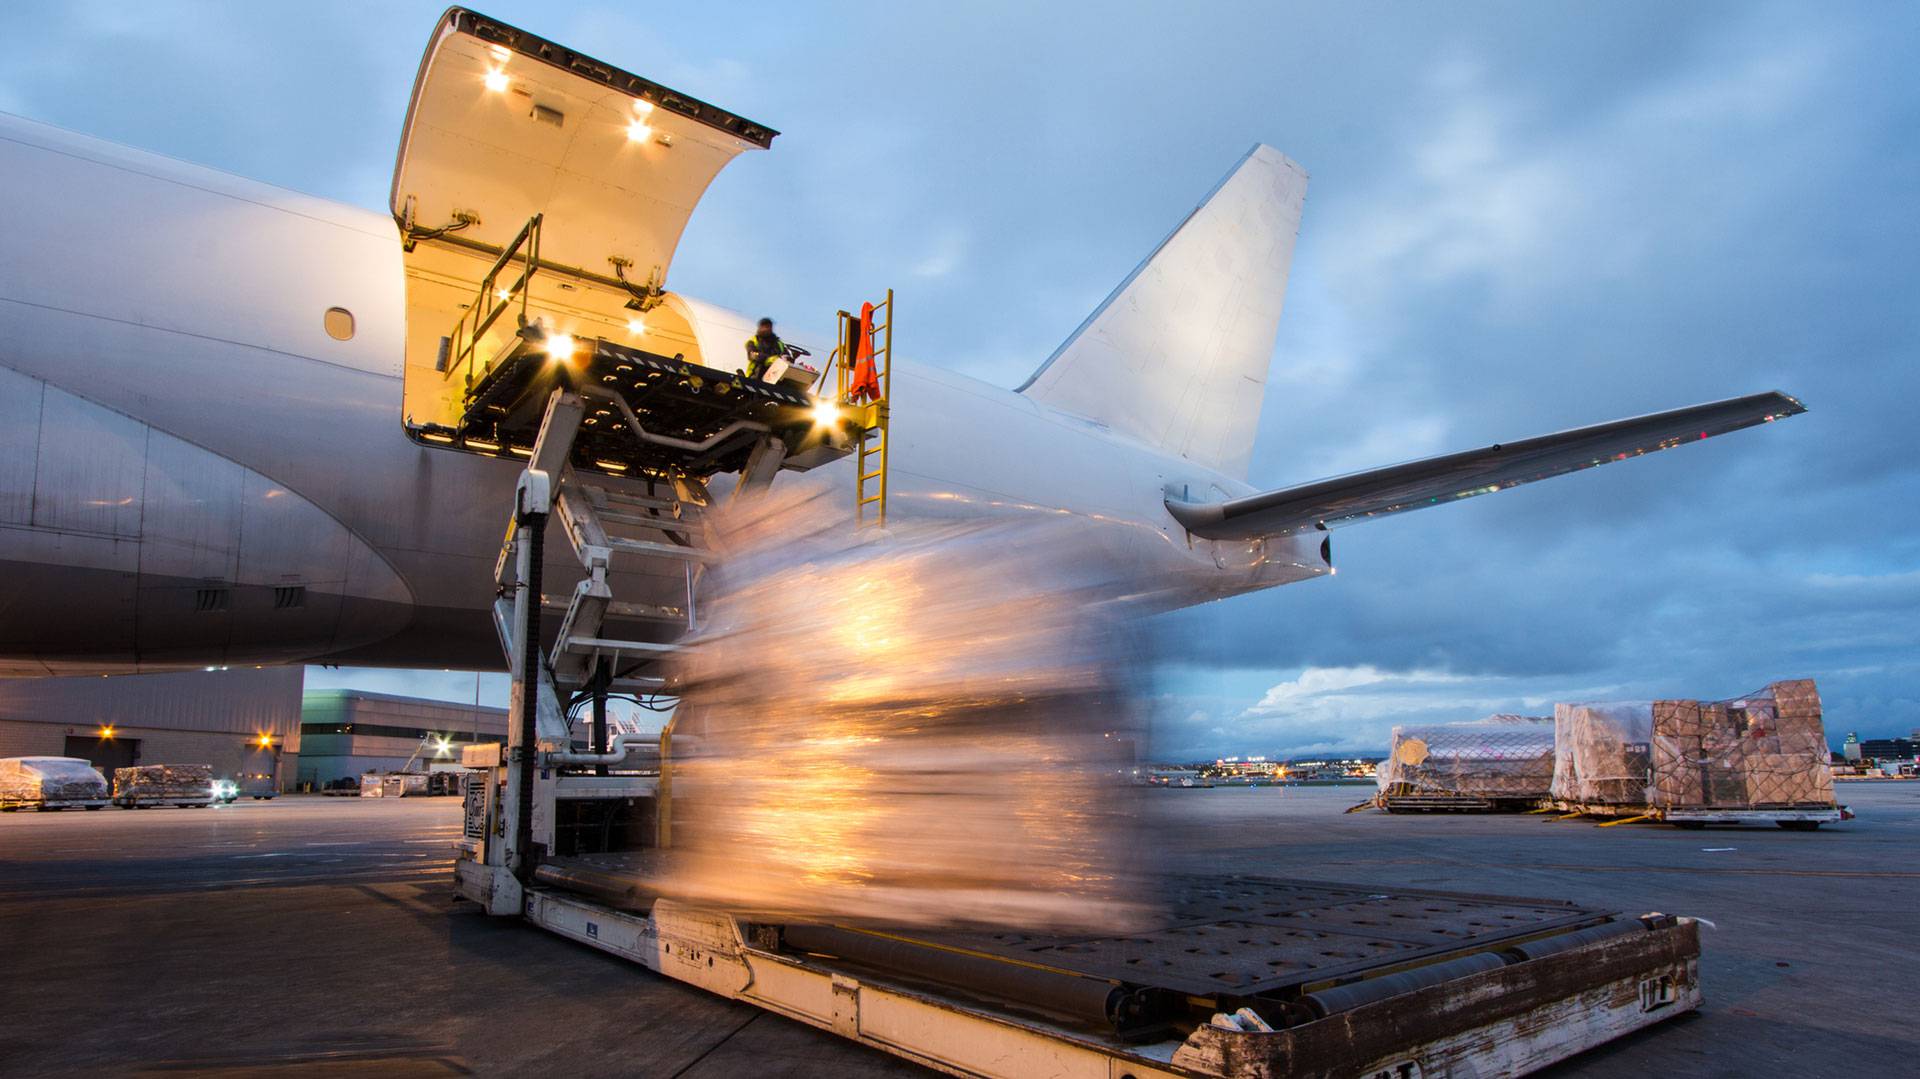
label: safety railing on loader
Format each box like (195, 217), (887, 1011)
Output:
(823, 289), (894, 528)
(440, 213), (542, 396)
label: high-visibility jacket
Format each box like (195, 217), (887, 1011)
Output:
(745, 334), (784, 378)
(848, 303), (882, 403)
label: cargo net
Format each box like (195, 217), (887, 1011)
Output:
(1376, 715), (1555, 803)
(113, 763), (213, 799)
(660, 484), (1167, 932)
(1550, 679), (1835, 809)
(0, 757), (108, 803)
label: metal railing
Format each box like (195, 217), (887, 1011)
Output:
(443, 214), (543, 396)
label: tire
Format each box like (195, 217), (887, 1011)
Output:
(84, 805), (104, 811)
(1672, 821), (1706, 830)
(1777, 820), (1821, 831)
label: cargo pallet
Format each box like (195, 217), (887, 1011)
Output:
(1545, 801), (1845, 829)
(112, 795), (214, 809)
(0, 798), (108, 812)
(1378, 793), (1543, 813)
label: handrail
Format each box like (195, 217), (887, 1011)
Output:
(444, 214), (543, 395)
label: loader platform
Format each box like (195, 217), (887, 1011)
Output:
(494, 860), (1703, 1078)
(414, 332), (838, 479)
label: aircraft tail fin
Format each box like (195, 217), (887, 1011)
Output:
(1017, 144), (1307, 479)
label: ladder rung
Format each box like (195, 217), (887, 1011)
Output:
(605, 536), (720, 563)
(858, 495), (885, 505)
(562, 636), (683, 657)
(592, 488), (686, 512)
(859, 471), (884, 482)
(540, 597), (688, 622)
(600, 509), (701, 534)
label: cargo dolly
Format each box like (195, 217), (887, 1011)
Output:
(450, 290), (1705, 1076)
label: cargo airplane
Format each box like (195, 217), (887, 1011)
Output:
(0, 8), (1802, 677)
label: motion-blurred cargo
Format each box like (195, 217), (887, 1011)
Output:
(1376, 716), (1556, 811)
(0, 756), (109, 811)
(663, 487), (1160, 930)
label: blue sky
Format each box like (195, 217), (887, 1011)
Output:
(5, 1), (1915, 756)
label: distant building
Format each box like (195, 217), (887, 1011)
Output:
(0, 666), (304, 789)
(1859, 738), (1916, 763)
(1208, 756), (1278, 778)
(297, 689), (506, 788)
(1843, 732), (1862, 762)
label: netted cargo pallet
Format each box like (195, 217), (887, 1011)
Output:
(112, 763), (215, 808)
(1376, 715), (1555, 812)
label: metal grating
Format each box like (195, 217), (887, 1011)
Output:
(894, 876), (1612, 999)
(529, 864), (1616, 1001)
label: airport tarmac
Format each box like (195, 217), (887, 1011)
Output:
(2, 784), (1915, 1077)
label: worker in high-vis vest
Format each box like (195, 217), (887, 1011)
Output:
(744, 317), (785, 381)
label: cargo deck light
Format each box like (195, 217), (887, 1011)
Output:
(483, 69), (509, 93)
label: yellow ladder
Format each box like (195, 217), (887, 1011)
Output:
(834, 289), (893, 528)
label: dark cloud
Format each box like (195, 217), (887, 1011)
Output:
(5, 2), (1912, 752)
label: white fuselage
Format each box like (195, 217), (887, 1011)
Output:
(0, 114), (1322, 676)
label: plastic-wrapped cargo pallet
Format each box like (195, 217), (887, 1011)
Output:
(1377, 716), (1556, 810)
(0, 757), (109, 808)
(1550, 702), (1653, 807)
(1551, 680), (1836, 812)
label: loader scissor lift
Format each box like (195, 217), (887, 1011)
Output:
(453, 304), (1705, 1079)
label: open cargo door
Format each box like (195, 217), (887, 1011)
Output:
(391, 6), (774, 287)
(392, 8), (787, 458)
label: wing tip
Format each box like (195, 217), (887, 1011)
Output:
(1768, 390), (1809, 417)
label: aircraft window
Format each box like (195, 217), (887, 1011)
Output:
(323, 307), (356, 341)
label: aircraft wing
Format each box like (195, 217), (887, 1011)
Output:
(1165, 391), (1806, 540)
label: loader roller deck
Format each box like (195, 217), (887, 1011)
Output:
(503, 855), (1702, 1077)
(536, 856), (1614, 1002)
(416, 335), (827, 479)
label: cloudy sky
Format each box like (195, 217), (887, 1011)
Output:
(5, 1), (1914, 757)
